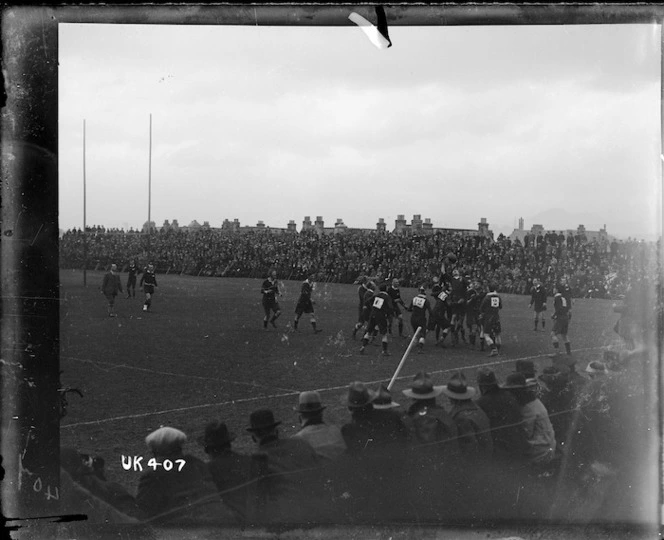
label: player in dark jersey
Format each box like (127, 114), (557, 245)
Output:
(559, 276), (573, 322)
(465, 280), (482, 349)
(139, 263), (158, 312)
(550, 283), (572, 357)
(261, 270), (282, 329)
(442, 268), (469, 345)
(407, 285), (431, 353)
(353, 277), (372, 338)
(529, 278), (548, 331)
(294, 274), (322, 333)
(476, 280), (489, 351)
(387, 278), (407, 338)
(126, 259), (140, 298)
(479, 284), (502, 357)
(359, 283), (393, 356)
(429, 282), (452, 347)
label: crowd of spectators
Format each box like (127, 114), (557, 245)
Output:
(60, 225), (659, 299)
(59, 344), (656, 529)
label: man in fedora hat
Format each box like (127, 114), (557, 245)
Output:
(292, 391), (346, 461)
(199, 420), (252, 522)
(502, 373), (556, 466)
(441, 372), (493, 462)
(246, 408), (324, 524)
(475, 367), (529, 465)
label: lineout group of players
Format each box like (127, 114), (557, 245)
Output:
(351, 255), (574, 359)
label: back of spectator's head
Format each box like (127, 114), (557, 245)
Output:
(199, 421), (236, 453)
(515, 360), (536, 379)
(247, 409), (282, 437)
(146, 426), (187, 456)
(294, 390), (326, 419)
(476, 367), (498, 389)
(379, 282), (388, 292)
(372, 384), (400, 409)
(346, 381), (375, 411)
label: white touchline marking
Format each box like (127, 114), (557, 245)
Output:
(60, 346), (605, 428)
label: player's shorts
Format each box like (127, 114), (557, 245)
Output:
(143, 284), (155, 295)
(373, 314), (389, 335)
(127, 275), (137, 288)
(552, 316), (569, 335)
(484, 318), (501, 336)
(104, 293), (116, 305)
(262, 298), (280, 314)
(450, 300), (466, 317)
(411, 318), (427, 335)
(466, 313), (479, 329)
(295, 297), (314, 316)
(533, 305), (546, 314)
(391, 304), (402, 317)
(427, 314), (450, 331)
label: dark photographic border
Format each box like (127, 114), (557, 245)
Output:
(2, 4), (662, 538)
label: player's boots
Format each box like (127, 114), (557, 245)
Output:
(294, 319), (299, 330)
(263, 319), (268, 329)
(381, 342), (390, 356)
(488, 347), (499, 357)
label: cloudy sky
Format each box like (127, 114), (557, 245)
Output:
(59, 19), (662, 240)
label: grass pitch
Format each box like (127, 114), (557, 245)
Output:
(60, 270), (620, 494)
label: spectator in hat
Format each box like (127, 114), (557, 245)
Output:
(502, 373), (557, 466)
(341, 382), (408, 455)
(246, 408), (325, 525)
(136, 426), (237, 525)
(475, 367), (529, 465)
(402, 372), (459, 461)
(537, 365), (577, 454)
(401, 371), (461, 519)
(339, 382), (408, 522)
(515, 359), (536, 380)
(441, 372), (493, 462)
(292, 390), (346, 461)
(199, 421), (252, 522)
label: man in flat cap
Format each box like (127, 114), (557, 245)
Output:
(136, 426), (237, 525)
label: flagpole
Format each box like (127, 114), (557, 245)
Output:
(147, 113), (152, 259)
(83, 118), (87, 287)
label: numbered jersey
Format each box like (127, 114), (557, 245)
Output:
(553, 293), (570, 318)
(371, 291), (393, 317)
(480, 292), (502, 318)
(410, 294), (431, 319)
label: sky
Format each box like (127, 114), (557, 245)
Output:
(59, 19), (662, 240)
